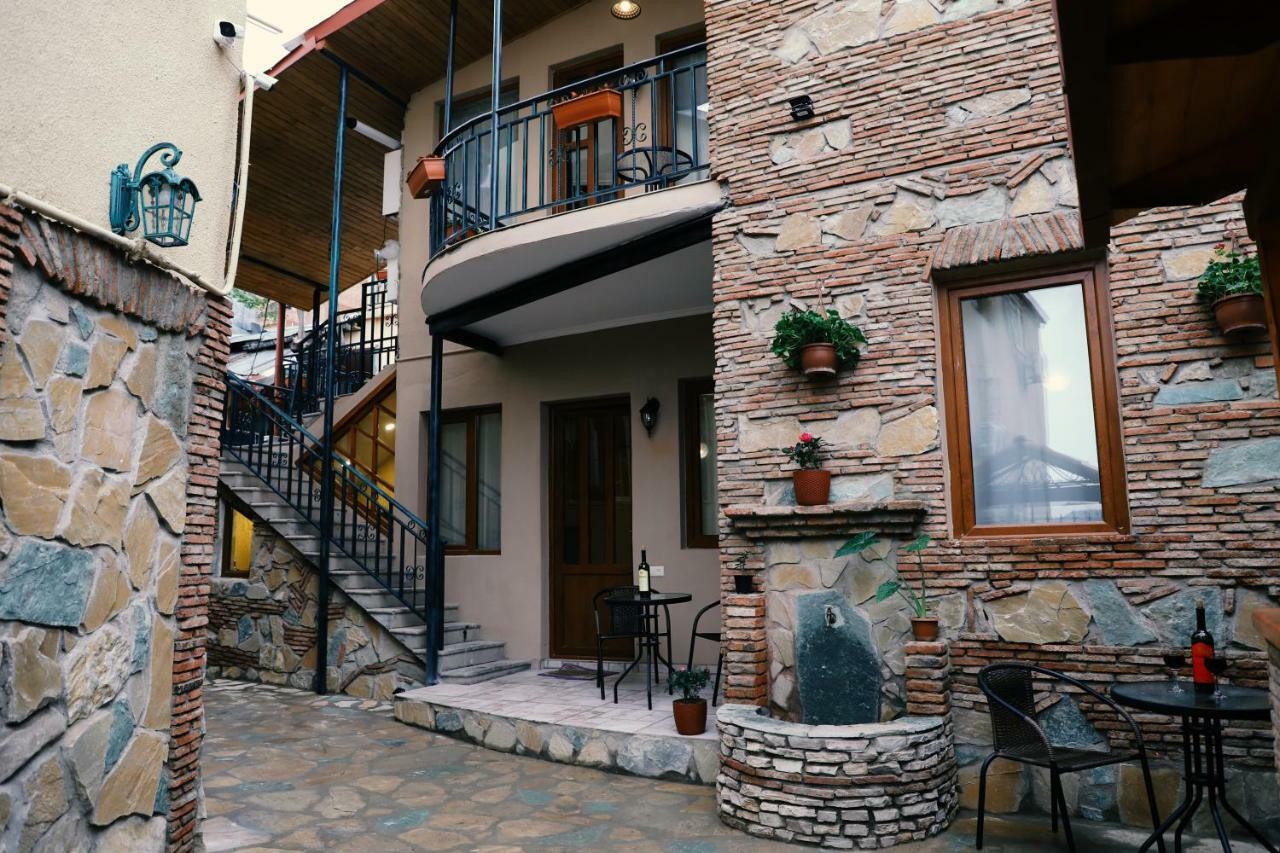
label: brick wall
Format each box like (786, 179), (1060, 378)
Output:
(704, 0), (1279, 821)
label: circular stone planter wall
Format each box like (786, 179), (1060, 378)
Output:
(716, 705), (957, 848)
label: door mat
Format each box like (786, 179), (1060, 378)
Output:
(537, 663), (598, 681)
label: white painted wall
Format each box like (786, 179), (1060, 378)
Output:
(0, 0), (247, 287)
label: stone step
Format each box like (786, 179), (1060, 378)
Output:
(438, 640), (507, 671)
(437, 659), (532, 685)
(392, 621), (480, 647)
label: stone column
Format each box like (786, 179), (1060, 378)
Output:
(904, 640), (952, 717)
(722, 593), (767, 705)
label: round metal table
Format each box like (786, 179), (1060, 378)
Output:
(1111, 680), (1275, 853)
(604, 591), (691, 710)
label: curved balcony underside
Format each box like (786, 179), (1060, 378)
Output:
(421, 179), (724, 348)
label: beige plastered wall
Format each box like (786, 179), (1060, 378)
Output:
(397, 316), (721, 666)
(0, 0), (246, 286)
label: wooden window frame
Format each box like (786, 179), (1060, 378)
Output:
(220, 500), (252, 578)
(680, 377), (718, 549)
(331, 379), (397, 498)
(435, 80), (520, 144)
(655, 26), (707, 150)
(938, 263), (1129, 539)
(435, 405), (502, 556)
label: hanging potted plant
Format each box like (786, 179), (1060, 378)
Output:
(406, 155), (447, 199)
(875, 534), (938, 641)
(771, 308), (866, 378)
(551, 87), (623, 128)
(670, 667), (711, 735)
(783, 432), (830, 506)
(1198, 243), (1265, 334)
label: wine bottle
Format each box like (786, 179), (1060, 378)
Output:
(1190, 597), (1215, 695)
(637, 549), (651, 598)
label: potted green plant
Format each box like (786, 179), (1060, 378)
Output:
(875, 534), (937, 641)
(670, 667), (711, 735)
(770, 308), (866, 377)
(407, 155), (446, 199)
(783, 432), (829, 506)
(1198, 243), (1265, 334)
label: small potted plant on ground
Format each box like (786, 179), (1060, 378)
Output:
(670, 667), (711, 735)
(1198, 243), (1265, 334)
(875, 534), (938, 641)
(771, 308), (867, 378)
(783, 431), (830, 506)
(407, 155), (447, 199)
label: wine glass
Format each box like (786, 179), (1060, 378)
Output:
(1206, 658), (1229, 703)
(1161, 653), (1186, 694)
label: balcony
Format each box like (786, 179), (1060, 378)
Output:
(427, 42), (710, 259)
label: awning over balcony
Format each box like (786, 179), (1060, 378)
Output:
(421, 179), (724, 348)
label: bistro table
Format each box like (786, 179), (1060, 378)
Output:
(1111, 680), (1276, 853)
(605, 590), (691, 710)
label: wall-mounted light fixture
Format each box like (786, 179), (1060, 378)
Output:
(611, 0), (641, 20)
(109, 143), (201, 247)
(639, 397), (660, 436)
(788, 95), (815, 121)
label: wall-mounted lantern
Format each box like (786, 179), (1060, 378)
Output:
(639, 397), (660, 436)
(109, 142), (201, 248)
(788, 95), (815, 121)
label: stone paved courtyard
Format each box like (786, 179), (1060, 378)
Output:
(201, 680), (1267, 851)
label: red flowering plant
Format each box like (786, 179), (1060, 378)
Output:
(782, 432), (824, 470)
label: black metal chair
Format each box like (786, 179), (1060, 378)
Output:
(591, 586), (675, 700)
(976, 663), (1166, 853)
(687, 601), (724, 706)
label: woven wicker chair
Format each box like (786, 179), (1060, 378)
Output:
(976, 663), (1166, 853)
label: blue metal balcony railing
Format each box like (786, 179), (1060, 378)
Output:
(428, 42), (709, 258)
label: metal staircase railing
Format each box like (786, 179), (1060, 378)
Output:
(222, 373), (441, 677)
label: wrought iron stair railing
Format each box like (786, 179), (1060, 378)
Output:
(428, 41), (710, 257)
(222, 373), (440, 673)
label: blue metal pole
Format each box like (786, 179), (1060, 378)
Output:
(489, 0), (502, 225)
(426, 333), (445, 684)
(443, 0), (459, 134)
(315, 62), (349, 695)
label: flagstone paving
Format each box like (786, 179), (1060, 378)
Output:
(201, 679), (1265, 851)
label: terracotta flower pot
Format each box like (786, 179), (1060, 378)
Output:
(1212, 293), (1267, 335)
(799, 343), (837, 377)
(910, 616), (940, 642)
(406, 156), (446, 199)
(792, 469), (831, 506)
(673, 698), (707, 735)
(551, 89), (623, 128)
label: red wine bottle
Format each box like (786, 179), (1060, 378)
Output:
(1190, 598), (1215, 695)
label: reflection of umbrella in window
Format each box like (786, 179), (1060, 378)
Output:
(975, 436), (1100, 507)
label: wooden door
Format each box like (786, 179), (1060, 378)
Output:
(549, 398), (633, 659)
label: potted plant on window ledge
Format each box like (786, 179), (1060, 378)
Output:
(670, 667), (711, 735)
(771, 308), (866, 377)
(1198, 243), (1265, 335)
(875, 534), (938, 641)
(783, 431), (829, 506)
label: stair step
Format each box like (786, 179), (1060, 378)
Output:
(438, 659), (531, 685)
(438, 639), (506, 670)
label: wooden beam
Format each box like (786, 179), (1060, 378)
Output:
(242, 255), (328, 291)
(1109, 127), (1260, 211)
(428, 215), (714, 335)
(1108, 2), (1280, 65)
(442, 328), (503, 355)
(1052, 0), (1112, 248)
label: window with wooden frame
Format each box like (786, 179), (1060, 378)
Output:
(680, 378), (718, 548)
(332, 382), (397, 499)
(655, 26), (708, 173)
(434, 407), (502, 554)
(435, 81), (520, 144)
(221, 501), (254, 578)
(550, 47), (624, 209)
(938, 264), (1128, 537)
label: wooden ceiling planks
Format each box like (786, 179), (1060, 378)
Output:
(237, 0), (587, 308)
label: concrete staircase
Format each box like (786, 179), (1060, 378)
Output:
(220, 458), (530, 685)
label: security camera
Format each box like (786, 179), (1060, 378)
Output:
(214, 20), (244, 49)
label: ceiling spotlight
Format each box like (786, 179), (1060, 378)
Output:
(611, 0), (641, 20)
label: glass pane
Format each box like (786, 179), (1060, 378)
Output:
(440, 421), (468, 545)
(561, 418), (580, 564)
(476, 412), (501, 551)
(961, 283), (1103, 526)
(697, 392), (718, 537)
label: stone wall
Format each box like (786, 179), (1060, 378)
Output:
(207, 522), (420, 700)
(0, 203), (228, 852)
(704, 0), (1280, 826)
